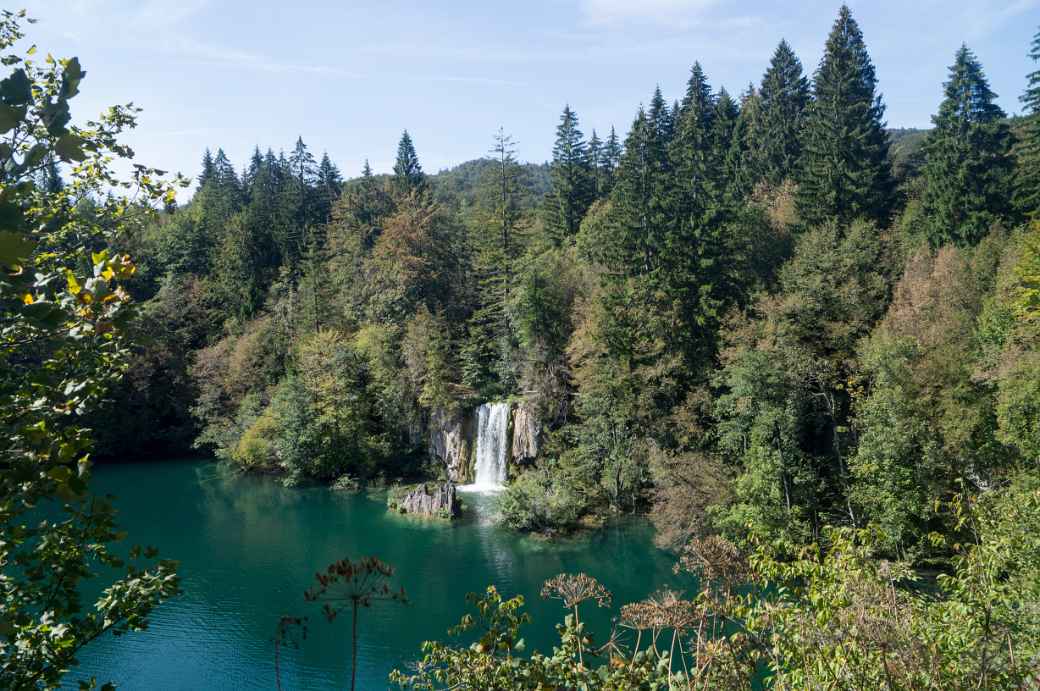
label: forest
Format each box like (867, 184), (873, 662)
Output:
(2, 4), (1040, 689)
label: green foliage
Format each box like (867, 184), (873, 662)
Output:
(0, 13), (183, 688)
(755, 40), (811, 187)
(499, 465), (588, 533)
(797, 5), (894, 227)
(543, 106), (594, 244)
(921, 45), (1012, 247)
(1014, 25), (1040, 218)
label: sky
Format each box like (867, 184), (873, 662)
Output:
(17, 0), (1040, 196)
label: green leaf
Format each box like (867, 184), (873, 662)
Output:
(47, 466), (73, 483)
(0, 103), (26, 134)
(60, 57), (85, 100)
(0, 68), (32, 106)
(42, 100), (70, 137)
(55, 134), (86, 162)
(22, 300), (63, 328)
(23, 143), (48, 169)
(0, 231), (34, 266)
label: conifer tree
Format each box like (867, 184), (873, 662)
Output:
(243, 146), (263, 195)
(672, 63), (721, 228)
(588, 129), (603, 194)
(212, 148), (242, 201)
(728, 85), (764, 200)
(921, 45), (1012, 247)
(289, 136), (318, 185)
(758, 40), (811, 186)
(797, 5), (893, 227)
(392, 130), (427, 197)
(462, 129), (525, 396)
(543, 105), (594, 243)
(600, 126), (622, 196)
(590, 107), (669, 276)
(1015, 26), (1040, 219)
(315, 152), (343, 224)
(711, 88), (743, 210)
(198, 148), (215, 187)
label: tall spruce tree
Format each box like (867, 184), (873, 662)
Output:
(543, 105), (594, 244)
(672, 63), (721, 229)
(921, 45), (1012, 247)
(797, 5), (893, 227)
(728, 85), (764, 200)
(314, 152), (343, 224)
(601, 126), (622, 196)
(588, 129), (605, 197)
(758, 40), (811, 186)
(1015, 26), (1040, 219)
(198, 148), (215, 187)
(392, 130), (427, 197)
(462, 129), (525, 396)
(711, 88), (743, 211)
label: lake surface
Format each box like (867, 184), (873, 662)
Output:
(74, 459), (685, 689)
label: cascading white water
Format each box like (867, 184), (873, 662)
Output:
(460, 402), (510, 492)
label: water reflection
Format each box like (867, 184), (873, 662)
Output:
(76, 459), (685, 690)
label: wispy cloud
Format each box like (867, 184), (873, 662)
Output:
(579, 0), (719, 27)
(957, 0), (1040, 40)
(427, 75), (527, 87)
(169, 36), (361, 77)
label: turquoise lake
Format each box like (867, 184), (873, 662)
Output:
(73, 459), (686, 689)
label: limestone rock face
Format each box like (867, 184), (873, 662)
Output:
(396, 482), (458, 518)
(428, 409), (471, 483)
(511, 404), (540, 463)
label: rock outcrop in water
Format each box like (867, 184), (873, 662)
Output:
(392, 482), (458, 518)
(511, 404), (539, 463)
(428, 409), (471, 483)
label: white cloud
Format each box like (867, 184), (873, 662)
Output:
(169, 36), (361, 77)
(579, 0), (720, 26)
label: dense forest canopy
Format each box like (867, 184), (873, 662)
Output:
(3, 4), (1040, 689)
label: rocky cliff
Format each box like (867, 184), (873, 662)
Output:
(511, 404), (540, 463)
(391, 482), (458, 518)
(428, 409), (472, 483)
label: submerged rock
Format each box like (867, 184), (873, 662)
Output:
(390, 482), (458, 519)
(511, 404), (540, 463)
(428, 409), (472, 483)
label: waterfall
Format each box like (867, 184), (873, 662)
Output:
(460, 402), (510, 492)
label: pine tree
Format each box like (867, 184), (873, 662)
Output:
(711, 88), (743, 210)
(921, 45), (1012, 246)
(601, 126), (622, 196)
(198, 148), (215, 188)
(797, 5), (893, 227)
(588, 129), (606, 198)
(288, 136), (318, 185)
(243, 146), (263, 196)
(649, 86), (674, 143)
(212, 148), (242, 202)
(672, 63), (721, 228)
(315, 152), (343, 224)
(758, 40), (811, 186)
(392, 130), (427, 197)
(462, 129), (526, 396)
(1015, 26), (1040, 219)
(728, 84), (764, 200)
(543, 105), (594, 244)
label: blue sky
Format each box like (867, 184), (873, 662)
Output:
(19, 0), (1040, 194)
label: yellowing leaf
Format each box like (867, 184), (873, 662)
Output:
(66, 271), (81, 295)
(21, 293), (32, 304)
